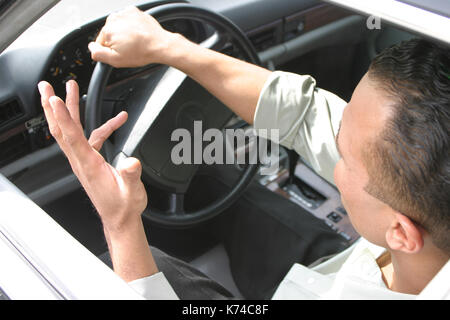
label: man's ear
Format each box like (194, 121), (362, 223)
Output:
(385, 212), (424, 254)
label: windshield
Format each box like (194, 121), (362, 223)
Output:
(399, 0), (450, 18)
(6, 0), (154, 52)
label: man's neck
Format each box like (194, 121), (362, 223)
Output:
(383, 248), (449, 295)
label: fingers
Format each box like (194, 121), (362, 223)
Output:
(88, 41), (120, 66)
(48, 95), (94, 162)
(89, 111), (128, 151)
(39, 80), (128, 175)
(39, 80), (81, 129)
(38, 81), (57, 133)
(65, 80), (80, 125)
(90, 23), (119, 65)
(38, 81), (69, 152)
(38, 80), (85, 155)
(94, 24), (111, 47)
(116, 157), (143, 183)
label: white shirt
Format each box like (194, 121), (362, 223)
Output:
(272, 238), (415, 299)
(127, 71), (418, 300)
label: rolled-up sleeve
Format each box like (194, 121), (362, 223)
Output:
(128, 272), (179, 300)
(253, 71), (346, 185)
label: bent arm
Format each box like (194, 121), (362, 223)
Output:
(38, 81), (158, 284)
(89, 8), (345, 182)
(253, 71), (346, 184)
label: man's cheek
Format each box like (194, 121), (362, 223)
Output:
(333, 160), (344, 190)
(333, 162), (352, 220)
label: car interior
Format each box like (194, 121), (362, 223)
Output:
(0, 0), (426, 299)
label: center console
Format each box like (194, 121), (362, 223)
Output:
(258, 148), (359, 244)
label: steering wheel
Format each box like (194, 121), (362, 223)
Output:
(85, 3), (261, 227)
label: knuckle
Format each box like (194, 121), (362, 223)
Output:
(90, 50), (98, 60)
(106, 13), (117, 23)
(96, 27), (111, 45)
(91, 128), (107, 143)
(62, 131), (80, 146)
(49, 125), (61, 139)
(90, 127), (101, 137)
(103, 30), (112, 42)
(62, 134), (75, 146)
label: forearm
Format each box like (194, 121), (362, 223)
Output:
(103, 218), (158, 283)
(161, 33), (272, 124)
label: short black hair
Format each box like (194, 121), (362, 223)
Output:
(366, 38), (450, 254)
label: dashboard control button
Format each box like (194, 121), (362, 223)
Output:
(327, 211), (342, 223)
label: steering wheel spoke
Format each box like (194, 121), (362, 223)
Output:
(120, 67), (188, 158)
(201, 31), (231, 53)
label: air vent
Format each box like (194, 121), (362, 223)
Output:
(0, 98), (24, 127)
(0, 130), (30, 167)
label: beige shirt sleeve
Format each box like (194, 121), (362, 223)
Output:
(253, 71), (347, 185)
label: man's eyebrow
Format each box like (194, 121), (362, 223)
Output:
(335, 121), (343, 158)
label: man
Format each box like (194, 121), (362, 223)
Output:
(38, 7), (449, 299)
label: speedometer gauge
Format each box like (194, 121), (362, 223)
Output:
(44, 32), (98, 98)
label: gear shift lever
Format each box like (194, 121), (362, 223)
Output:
(287, 149), (299, 185)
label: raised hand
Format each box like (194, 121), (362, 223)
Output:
(38, 80), (148, 233)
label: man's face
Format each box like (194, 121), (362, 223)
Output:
(333, 73), (395, 247)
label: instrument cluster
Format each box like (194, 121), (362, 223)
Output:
(44, 19), (205, 98)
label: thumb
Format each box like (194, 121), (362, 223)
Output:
(88, 42), (119, 66)
(117, 157), (143, 183)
